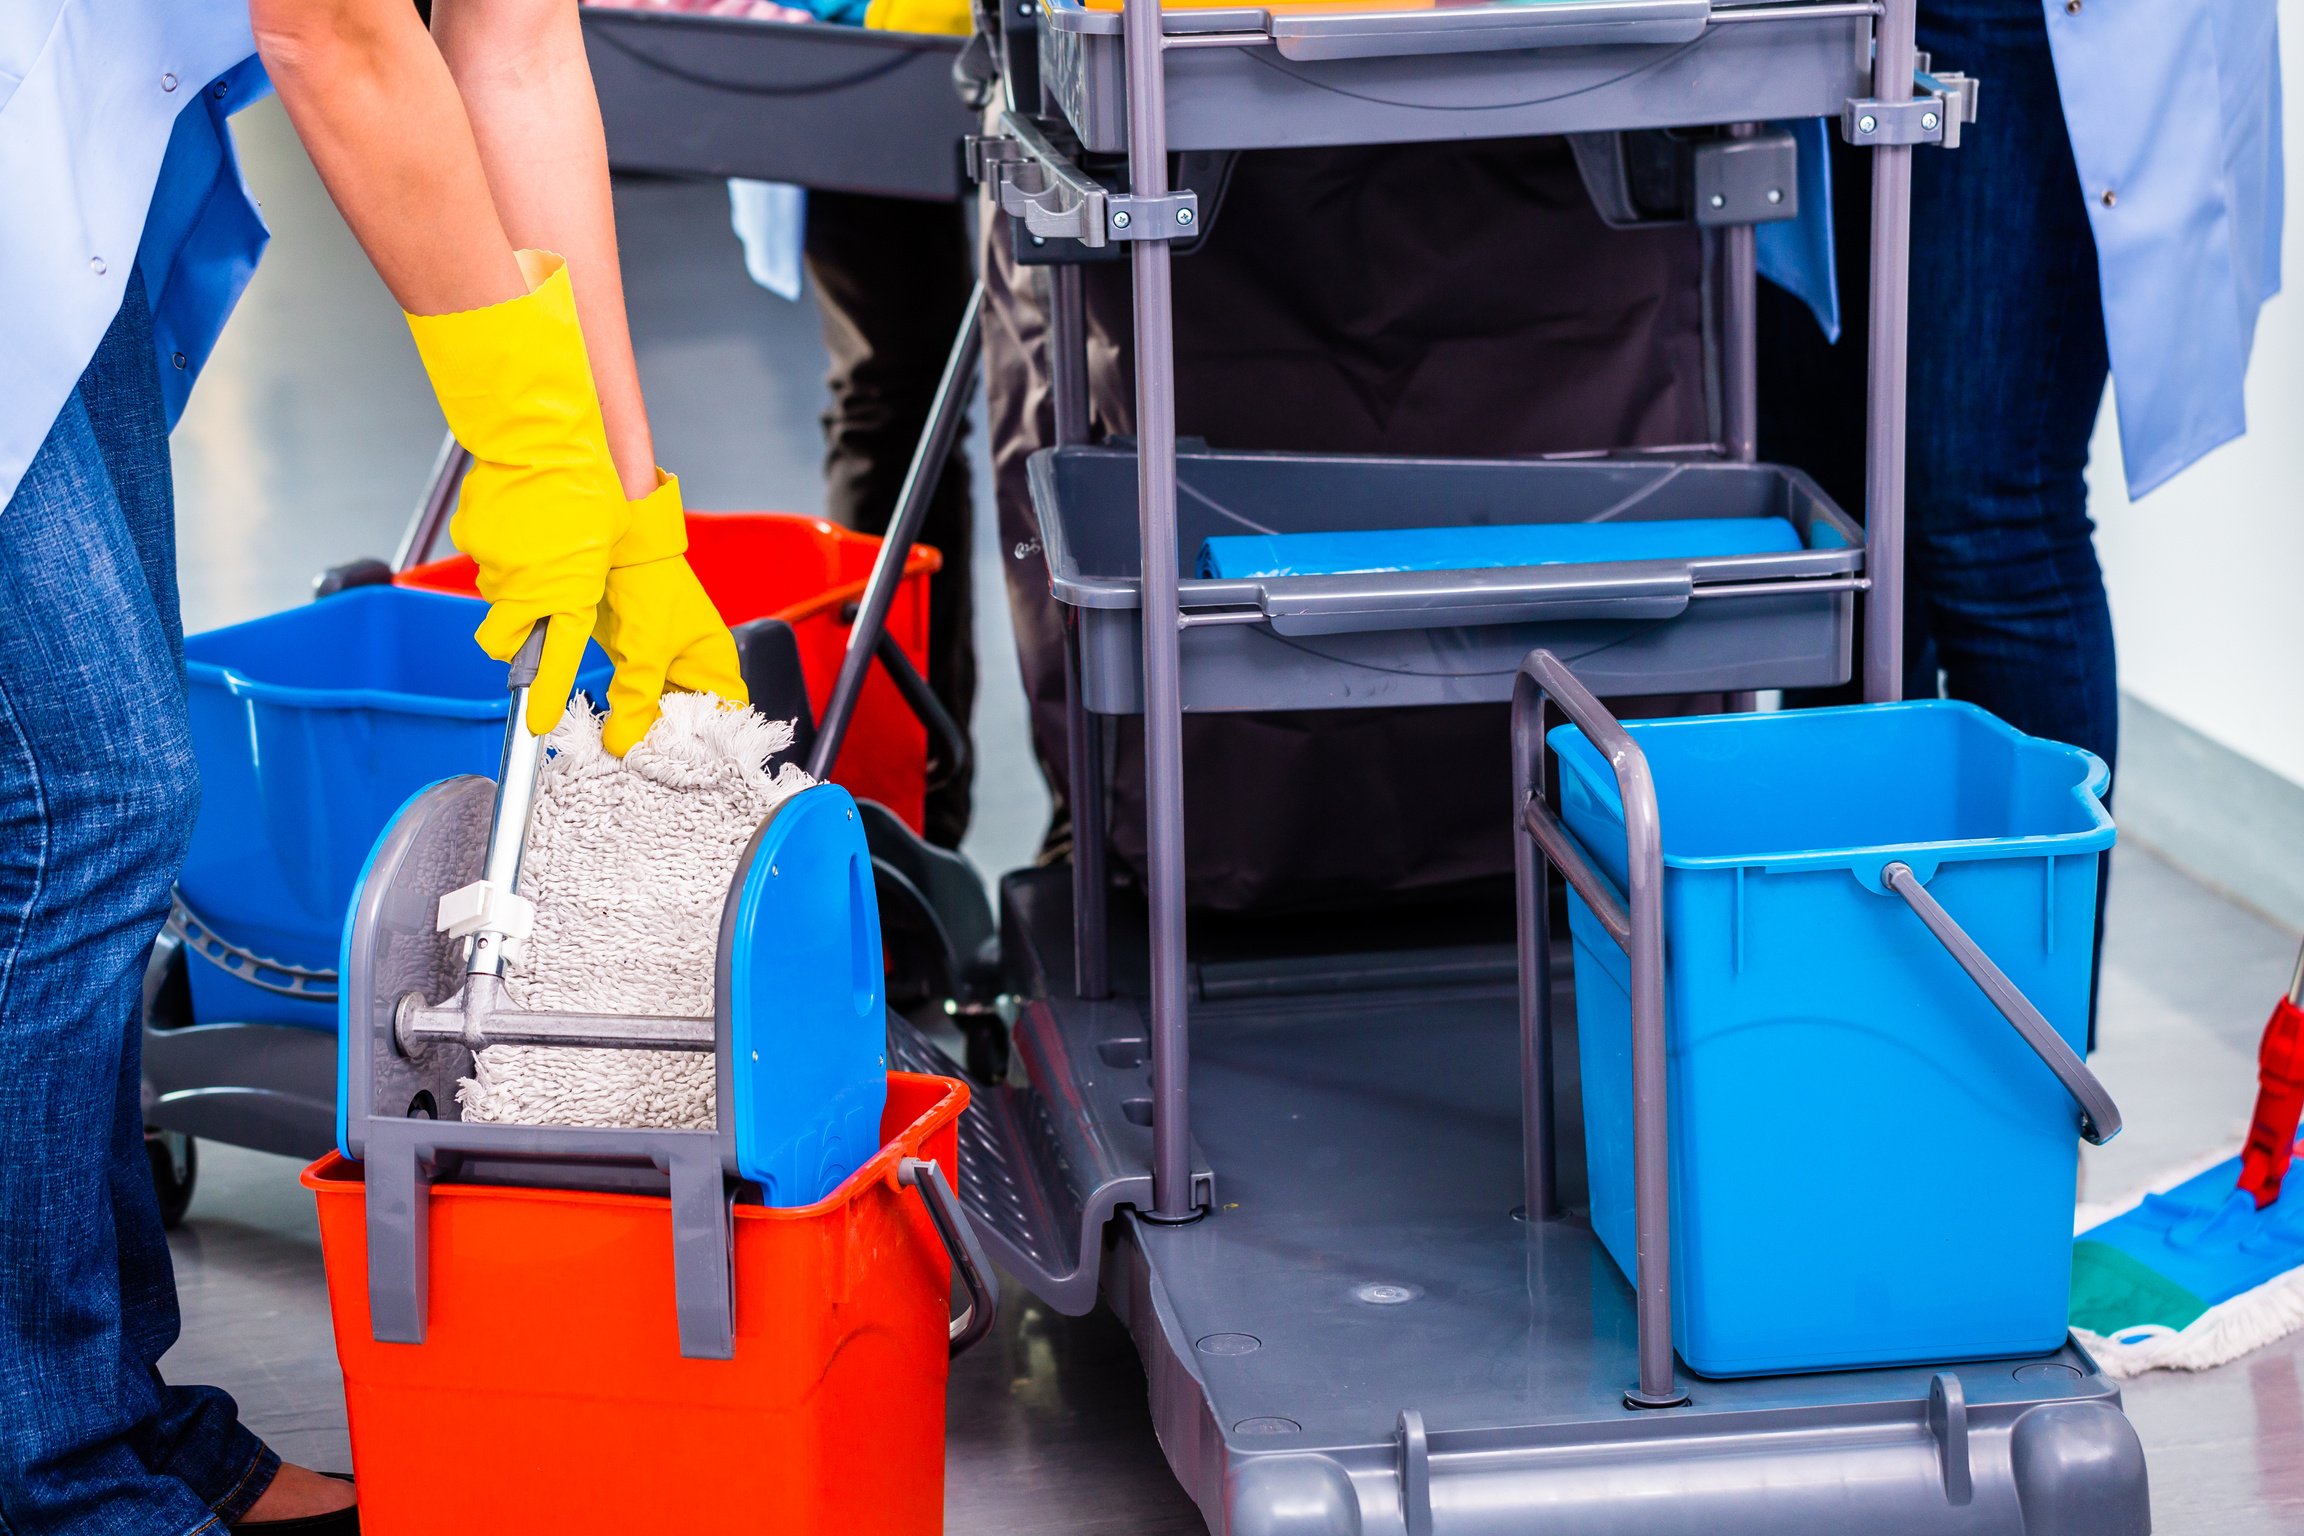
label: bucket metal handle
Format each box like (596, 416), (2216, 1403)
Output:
(899, 1156), (1000, 1354)
(1881, 861), (2122, 1146)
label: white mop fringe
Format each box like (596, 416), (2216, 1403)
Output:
(2069, 1136), (2304, 1378)
(455, 692), (812, 1132)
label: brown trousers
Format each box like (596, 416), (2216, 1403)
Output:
(982, 137), (1708, 912)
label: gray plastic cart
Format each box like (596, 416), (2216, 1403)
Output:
(897, 0), (2155, 1530)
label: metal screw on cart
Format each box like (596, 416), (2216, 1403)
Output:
(1767, 188), (1783, 204)
(1112, 210), (1133, 230)
(1858, 113), (1878, 134)
(1922, 110), (1940, 131)
(1708, 193), (1725, 210)
(1176, 207), (1194, 226)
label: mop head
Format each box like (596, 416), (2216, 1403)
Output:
(2070, 1131), (2304, 1377)
(455, 693), (811, 1131)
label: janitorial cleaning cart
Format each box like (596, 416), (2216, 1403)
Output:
(877, 0), (2158, 1526)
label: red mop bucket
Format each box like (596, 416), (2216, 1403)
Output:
(303, 1073), (969, 1535)
(400, 512), (941, 830)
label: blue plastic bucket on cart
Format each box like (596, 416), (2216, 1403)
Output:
(1552, 701), (2114, 1377)
(180, 588), (608, 1030)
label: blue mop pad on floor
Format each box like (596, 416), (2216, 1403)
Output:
(2072, 1130), (2304, 1376)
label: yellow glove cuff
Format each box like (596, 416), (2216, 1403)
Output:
(614, 469), (691, 568)
(864, 0), (975, 34)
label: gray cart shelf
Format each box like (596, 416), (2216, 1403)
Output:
(1033, 446), (1861, 712)
(1041, 0), (1874, 154)
(930, 0), (2150, 1525)
(583, 5), (975, 198)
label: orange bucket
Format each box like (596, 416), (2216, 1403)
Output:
(304, 1072), (968, 1534)
(400, 512), (941, 831)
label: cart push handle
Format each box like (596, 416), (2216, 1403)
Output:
(809, 284), (984, 783)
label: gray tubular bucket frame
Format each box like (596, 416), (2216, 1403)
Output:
(1508, 647), (2126, 1409)
(1509, 649), (1681, 1409)
(1079, 0), (1930, 1227)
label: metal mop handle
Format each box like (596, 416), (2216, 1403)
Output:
(464, 625), (550, 981)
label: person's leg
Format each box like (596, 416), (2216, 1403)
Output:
(0, 282), (272, 1533)
(804, 191), (978, 848)
(974, 168), (1079, 857)
(1905, 0), (2116, 768)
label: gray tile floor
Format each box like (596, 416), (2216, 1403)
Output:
(157, 102), (2304, 1533)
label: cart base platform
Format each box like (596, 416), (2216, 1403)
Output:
(895, 868), (2150, 1535)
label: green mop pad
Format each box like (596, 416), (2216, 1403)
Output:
(2071, 1131), (2304, 1375)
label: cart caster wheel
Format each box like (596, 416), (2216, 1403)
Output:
(147, 1131), (197, 1229)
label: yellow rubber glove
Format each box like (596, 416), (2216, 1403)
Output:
(594, 471), (749, 757)
(406, 251), (621, 736)
(864, 0), (972, 34)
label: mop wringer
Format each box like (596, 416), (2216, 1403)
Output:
(334, 629), (955, 1360)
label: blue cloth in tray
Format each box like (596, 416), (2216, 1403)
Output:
(1196, 518), (1807, 579)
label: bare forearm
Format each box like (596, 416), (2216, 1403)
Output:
(433, 0), (658, 497)
(250, 0), (525, 317)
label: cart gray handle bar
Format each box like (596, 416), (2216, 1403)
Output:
(1509, 647), (1682, 1411)
(899, 1156), (1001, 1353)
(809, 283), (983, 781)
(1881, 862), (2122, 1146)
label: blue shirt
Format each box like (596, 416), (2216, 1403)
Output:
(0, 0), (267, 512)
(1762, 0), (2284, 498)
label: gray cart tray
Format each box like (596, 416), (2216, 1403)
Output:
(1040, 0), (1873, 155)
(1030, 445), (1862, 712)
(900, 869), (2148, 1536)
(583, 7), (974, 199)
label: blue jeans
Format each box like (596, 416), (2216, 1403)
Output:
(0, 274), (278, 1533)
(1759, 0), (2118, 774)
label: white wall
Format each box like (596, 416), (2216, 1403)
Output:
(2089, 8), (2304, 791)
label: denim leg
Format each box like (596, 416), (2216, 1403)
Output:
(1905, 0), (2118, 772)
(0, 281), (275, 1535)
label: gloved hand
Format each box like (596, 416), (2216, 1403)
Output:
(594, 471), (749, 757)
(406, 251), (621, 736)
(864, 0), (973, 34)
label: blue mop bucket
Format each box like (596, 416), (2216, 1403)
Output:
(180, 587), (608, 1030)
(1555, 701), (2115, 1376)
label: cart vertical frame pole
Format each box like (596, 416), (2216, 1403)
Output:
(1510, 695), (1562, 1225)
(1051, 257), (1110, 998)
(1051, 265), (1091, 448)
(1063, 612), (1111, 998)
(1122, 0), (1195, 1222)
(809, 285), (984, 781)
(1718, 127), (1759, 464)
(1862, 0), (1918, 702)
